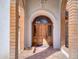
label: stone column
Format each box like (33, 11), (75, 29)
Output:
(10, 0), (19, 59)
(68, 0), (78, 59)
(19, 7), (24, 53)
(61, 0), (67, 46)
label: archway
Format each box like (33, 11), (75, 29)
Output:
(27, 10), (61, 49)
(32, 16), (53, 47)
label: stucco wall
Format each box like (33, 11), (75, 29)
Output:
(0, 0), (10, 59)
(24, 0), (61, 48)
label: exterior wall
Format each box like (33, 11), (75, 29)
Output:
(61, 0), (78, 59)
(10, 0), (19, 59)
(68, 0), (78, 59)
(10, 1), (16, 59)
(0, 0), (10, 59)
(24, 0), (61, 49)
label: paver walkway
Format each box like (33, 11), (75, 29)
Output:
(19, 46), (67, 59)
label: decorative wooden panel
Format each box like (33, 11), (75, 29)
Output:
(32, 23), (53, 46)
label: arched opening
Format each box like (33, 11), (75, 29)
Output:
(32, 16), (53, 47)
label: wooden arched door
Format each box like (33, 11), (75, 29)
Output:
(32, 16), (53, 47)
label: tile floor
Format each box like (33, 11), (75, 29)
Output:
(19, 46), (67, 59)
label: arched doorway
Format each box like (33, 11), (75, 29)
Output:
(32, 16), (53, 47)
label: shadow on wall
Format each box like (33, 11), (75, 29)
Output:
(25, 47), (60, 59)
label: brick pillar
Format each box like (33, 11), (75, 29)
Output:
(68, 0), (78, 59)
(10, 0), (19, 59)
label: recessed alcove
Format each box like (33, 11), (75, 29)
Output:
(32, 16), (53, 47)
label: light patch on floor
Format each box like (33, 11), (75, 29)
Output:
(43, 38), (49, 47)
(19, 46), (67, 59)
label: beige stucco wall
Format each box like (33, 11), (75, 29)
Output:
(18, 2), (24, 53)
(24, 0), (61, 48)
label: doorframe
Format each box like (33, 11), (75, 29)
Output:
(32, 15), (53, 47)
